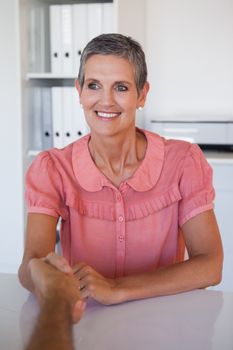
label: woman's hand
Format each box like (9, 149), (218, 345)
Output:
(72, 263), (121, 305)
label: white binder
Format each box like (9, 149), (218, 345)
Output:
(60, 5), (73, 74)
(38, 6), (46, 72)
(87, 3), (102, 41)
(102, 3), (115, 34)
(29, 6), (47, 72)
(72, 88), (88, 141)
(62, 87), (74, 146)
(41, 87), (53, 150)
(30, 87), (43, 151)
(72, 4), (88, 75)
(49, 5), (62, 73)
(51, 87), (64, 148)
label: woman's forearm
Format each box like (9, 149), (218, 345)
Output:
(18, 262), (35, 293)
(115, 254), (222, 303)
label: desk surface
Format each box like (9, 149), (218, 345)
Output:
(0, 273), (232, 350)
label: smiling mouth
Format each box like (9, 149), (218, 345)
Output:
(96, 111), (121, 119)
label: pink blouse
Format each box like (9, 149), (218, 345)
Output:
(25, 129), (214, 278)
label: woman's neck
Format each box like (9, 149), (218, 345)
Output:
(88, 128), (147, 186)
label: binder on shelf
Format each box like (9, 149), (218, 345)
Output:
(102, 3), (115, 34)
(41, 87), (53, 150)
(29, 6), (37, 72)
(51, 87), (64, 148)
(30, 87), (43, 151)
(29, 6), (46, 72)
(72, 88), (89, 141)
(72, 4), (88, 75)
(60, 5), (73, 74)
(87, 3), (102, 41)
(38, 6), (46, 72)
(62, 87), (74, 147)
(49, 5), (62, 73)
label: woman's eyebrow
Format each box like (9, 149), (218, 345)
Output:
(85, 78), (132, 85)
(114, 80), (132, 86)
(85, 78), (100, 83)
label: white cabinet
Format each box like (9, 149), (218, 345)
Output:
(150, 121), (232, 145)
(25, 0), (116, 160)
(207, 156), (233, 291)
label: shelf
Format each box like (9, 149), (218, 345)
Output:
(27, 73), (77, 80)
(27, 150), (42, 157)
(37, 0), (112, 4)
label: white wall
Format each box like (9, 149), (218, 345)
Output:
(145, 0), (233, 121)
(0, 0), (24, 272)
(116, 0), (146, 128)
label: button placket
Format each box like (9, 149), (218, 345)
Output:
(115, 193), (122, 202)
(114, 190), (126, 277)
(118, 215), (124, 222)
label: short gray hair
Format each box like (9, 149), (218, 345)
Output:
(77, 33), (147, 93)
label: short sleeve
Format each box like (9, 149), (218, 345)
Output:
(179, 144), (215, 227)
(25, 152), (68, 219)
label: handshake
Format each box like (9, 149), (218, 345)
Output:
(28, 253), (87, 324)
(25, 253), (89, 350)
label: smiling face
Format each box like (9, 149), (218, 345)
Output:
(76, 54), (149, 138)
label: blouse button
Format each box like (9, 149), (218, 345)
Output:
(116, 194), (121, 202)
(118, 215), (124, 222)
(119, 235), (124, 242)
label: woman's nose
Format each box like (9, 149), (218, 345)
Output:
(99, 88), (115, 107)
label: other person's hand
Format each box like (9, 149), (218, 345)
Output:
(28, 257), (86, 323)
(42, 251), (73, 274)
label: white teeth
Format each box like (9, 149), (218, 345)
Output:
(97, 111), (119, 118)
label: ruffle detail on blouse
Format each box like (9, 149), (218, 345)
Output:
(66, 186), (182, 222)
(126, 185), (182, 221)
(66, 193), (116, 221)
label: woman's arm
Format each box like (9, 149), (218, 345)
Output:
(73, 209), (223, 304)
(116, 209), (223, 301)
(18, 213), (59, 292)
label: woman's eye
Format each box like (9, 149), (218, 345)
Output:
(115, 84), (128, 92)
(88, 82), (99, 90)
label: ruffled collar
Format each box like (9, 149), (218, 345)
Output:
(72, 129), (164, 192)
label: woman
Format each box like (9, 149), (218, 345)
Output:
(19, 34), (223, 305)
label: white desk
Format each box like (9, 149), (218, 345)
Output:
(0, 273), (233, 350)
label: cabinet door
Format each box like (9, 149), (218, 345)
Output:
(150, 122), (228, 144)
(210, 163), (233, 291)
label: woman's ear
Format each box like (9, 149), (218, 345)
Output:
(138, 81), (150, 108)
(75, 79), (82, 97)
